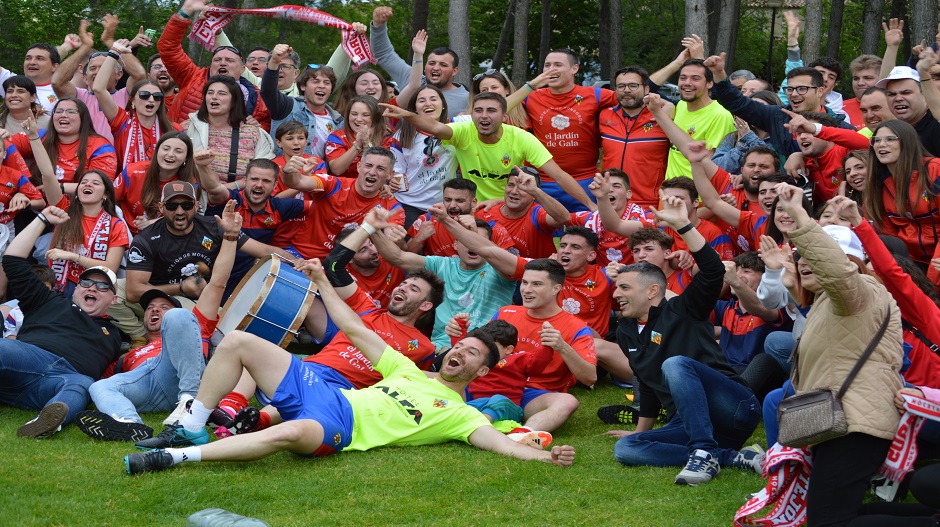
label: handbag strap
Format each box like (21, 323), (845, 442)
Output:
(834, 309), (891, 401)
(226, 126), (241, 183)
(902, 320), (940, 355)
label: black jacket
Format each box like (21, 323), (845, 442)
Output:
(616, 243), (746, 419)
(3, 255), (121, 379)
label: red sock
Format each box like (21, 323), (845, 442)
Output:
(219, 392), (249, 417)
(257, 411), (272, 431)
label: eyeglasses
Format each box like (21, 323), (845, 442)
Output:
(783, 85), (818, 95)
(150, 63), (166, 71)
(212, 46), (243, 59)
(278, 64), (298, 71)
(246, 56), (268, 64)
(137, 90), (165, 101)
(53, 108), (79, 115)
(79, 278), (113, 291)
(306, 64), (334, 72)
(870, 135), (900, 146)
(615, 82), (643, 91)
(473, 69), (498, 81)
(164, 200), (196, 211)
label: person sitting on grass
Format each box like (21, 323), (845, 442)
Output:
(604, 191), (763, 486)
(123, 258), (576, 474)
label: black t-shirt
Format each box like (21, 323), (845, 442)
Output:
(126, 215), (247, 285)
(914, 110), (940, 158)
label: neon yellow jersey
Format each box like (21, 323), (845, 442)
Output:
(342, 346), (491, 451)
(445, 121), (553, 202)
(665, 100), (736, 180)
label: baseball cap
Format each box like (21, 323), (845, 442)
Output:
(139, 288), (183, 310)
(822, 225), (865, 261)
(875, 66), (920, 88)
(161, 181), (197, 202)
(78, 266), (117, 292)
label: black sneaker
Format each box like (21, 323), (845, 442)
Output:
(125, 449), (174, 475)
(135, 423), (209, 450)
(76, 410), (153, 442)
(597, 404), (640, 425)
(17, 402), (69, 438)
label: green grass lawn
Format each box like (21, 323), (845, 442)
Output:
(0, 382), (768, 526)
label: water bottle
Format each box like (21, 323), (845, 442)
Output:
(186, 508), (270, 527)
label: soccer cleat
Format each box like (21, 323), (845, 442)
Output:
(675, 449), (721, 486)
(597, 404), (640, 425)
(731, 444), (766, 475)
(135, 423), (209, 450)
(125, 449), (174, 475)
(208, 407), (235, 431)
(76, 411), (153, 442)
(163, 394), (194, 426)
(507, 429), (553, 449)
(214, 406), (262, 439)
(17, 402), (69, 439)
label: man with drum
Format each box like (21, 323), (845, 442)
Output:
(75, 201), (244, 444)
(107, 181), (290, 343)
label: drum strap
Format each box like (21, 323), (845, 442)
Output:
(226, 127), (241, 183)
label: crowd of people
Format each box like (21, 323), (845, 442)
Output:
(1, 4), (940, 525)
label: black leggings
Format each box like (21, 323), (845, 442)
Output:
(846, 463), (940, 527)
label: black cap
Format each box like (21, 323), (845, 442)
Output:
(139, 288), (183, 310)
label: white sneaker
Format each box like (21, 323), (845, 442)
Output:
(163, 394), (195, 426)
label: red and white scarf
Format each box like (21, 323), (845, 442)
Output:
(190, 6), (374, 67)
(734, 445), (812, 527)
(881, 394), (940, 481)
(123, 115), (160, 170)
(52, 211), (112, 292)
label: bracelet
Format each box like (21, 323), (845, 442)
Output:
(177, 9), (193, 19)
(76, 255), (82, 266)
(361, 222), (377, 235)
(413, 58), (423, 63)
(179, 281), (186, 297)
(107, 50), (121, 60)
(224, 233), (239, 241)
(37, 213), (52, 227)
(60, 183), (66, 194)
(524, 82), (535, 91)
(676, 223), (694, 235)
(234, 180), (240, 191)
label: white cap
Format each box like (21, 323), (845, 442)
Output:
(79, 266), (118, 291)
(875, 66), (921, 88)
(822, 225), (865, 261)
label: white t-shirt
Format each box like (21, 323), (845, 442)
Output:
(391, 130), (457, 210)
(2, 299), (23, 338)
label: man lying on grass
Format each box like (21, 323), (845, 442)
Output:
(124, 259), (576, 474)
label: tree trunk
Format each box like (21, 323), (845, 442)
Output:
(599, 0), (611, 80)
(860, 0), (885, 55)
(685, 0), (710, 56)
(492, 0), (516, 70)
(714, 0), (741, 70)
(890, 0), (910, 58)
(449, 0), (472, 87)
(803, 0), (823, 64)
(538, 0), (552, 68)
(825, 0), (845, 59)
(610, 0), (623, 74)
(408, 0), (431, 62)
(911, 0), (938, 57)
(512, 0), (530, 87)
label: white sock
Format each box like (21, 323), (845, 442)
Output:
(167, 446), (202, 464)
(179, 400), (212, 433)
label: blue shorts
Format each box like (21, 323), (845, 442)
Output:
(257, 361), (354, 407)
(521, 387), (553, 408)
(269, 357), (355, 456)
(540, 178), (596, 213)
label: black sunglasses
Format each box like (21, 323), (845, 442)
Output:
(164, 201), (196, 211)
(79, 278), (113, 292)
(212, 45), (243, 58)
(137, 90), (165, 102)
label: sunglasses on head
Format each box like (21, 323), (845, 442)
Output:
(164, 200), (196, 211)
(306, 64), (334, 72)
(137, 90), (165, 101)
(212, 45), (243, 58)
(473, 69), (499, 82)
(79, 278), (113, 292)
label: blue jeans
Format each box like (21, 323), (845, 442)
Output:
(89, 309), (206, 423)
(762, 380), (795, 448)
(539, 178), (595, 213)
(764, 331), (795, 373)
(614, 356), (761, 467)
(0, 339), (93, 424)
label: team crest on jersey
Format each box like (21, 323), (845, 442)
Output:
(479, 270), (486, 279)
(502, 154), (511, 167)
(201, 236), (213, 250)
(643, 122), (654, 133)
(333, 432), (341, 445)
(326, 124), (335, 134)
(433, 399), (448, 408)
(832, 175), (839, 186)
(263, 216), (274, 227)
(651, 331), (662, 345)
(385, 272), (392, 285)
(574, 94), (583, 105)
(496, 358), (507, 368)
(101, 327), (110, 335)
(551, 115), (570, 131)
(407, 339), (418, 351)
(686, 126), (696, 136)
(4, 182), (13, 188)
(585, 279), (597, 291)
